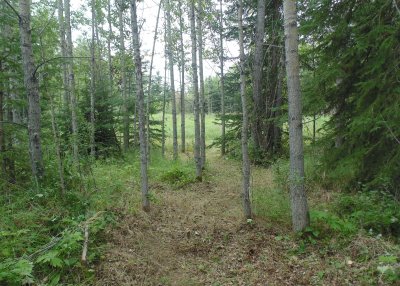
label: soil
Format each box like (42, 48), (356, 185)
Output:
(94, 150), (392, 286)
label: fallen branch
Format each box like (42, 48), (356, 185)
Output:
(81, 223), (89, 264)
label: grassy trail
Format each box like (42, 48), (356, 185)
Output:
(95, 149), (310, 285)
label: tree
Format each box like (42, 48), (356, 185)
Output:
(178, 0), (186, 153)
(64, 0), (79, 162)
(57, 0), (69, 109)
(190, 0), (202, 181)
(251, 0), (266, 152)
(90, 0), (96, 157)
(238, 0), (251, 219)
(218, 0), (225, 156)
(117, 0), (129, 151)
(166, 0), (178, 160)
(18, 0), (44, 180)
(130, 0), (150, 212)
(283, 0), (309, 231)
(197, 0), (206, 168)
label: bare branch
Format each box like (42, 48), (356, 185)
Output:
(3, 0), (21, 20)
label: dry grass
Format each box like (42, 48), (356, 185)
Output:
(94, 147), (399, 286)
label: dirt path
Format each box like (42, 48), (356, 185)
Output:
(95, 150), (316, 285)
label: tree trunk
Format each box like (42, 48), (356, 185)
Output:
(90, 0), (96, 157)
(107, 0), (115, 146)
(283, 0), (309, 231)
(130, 0), (150, 212)
(57, 0), (69, 109)
(239, 0), (252, 219)
(197, 0), (206, 168)
(219, 0), (225, 156)
(65, 0), (79, 163)
(118, 0), (129, 151)
(252, 0), (266, 151)
(146, 0), (162, 160)
(18, 0), (44, 180)
(178, 1), (186, 153)
(166, 0), (178, 160)
(190, 0), (202, 181)
(161, 56), (167, 158)
(0, 62), (5, 177)
(39, 37), (66, 195)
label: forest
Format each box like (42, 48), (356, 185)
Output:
(0, 0), (399, 284)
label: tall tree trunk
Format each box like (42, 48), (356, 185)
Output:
(18, 0), (44, 180)
(162, 57), (167, 158)
(178, 1), (186, 153)
(90, 0), (96, 157)
(197, 0), (206, 168)
(166, 0), (178, 160)
(283, 0), (309, 231)
(219, 0), (225, 156)
(131, 0), (150, 212)
(0, 62), (5, 177)
(239, 0), (252, 219)
(146, 0), (162, 160)
(107, 2), (113, 100)
(118, 0), (129, 151)
(57, 0), (69, 109)
(39, 37), (66, 195)
(65, 0), (79, 163)
(190, 0), (202, 181)
(252, 0), (266, 151)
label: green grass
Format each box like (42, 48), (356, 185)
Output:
(152, 112), (221, 152)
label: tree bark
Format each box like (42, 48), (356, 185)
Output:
(57, 0), (69, 109)
(65, 0), (79, 163)
(190, 0), (202, 180)
(283, 0), (309, 231)
(252, 0), (266, 151)
(239, 0), (252, 219)
(166, 0), (178, 160)
(90, 0), (96, 157)
(197, 0), (206, 168)
(178, 1), (186, 153)
(18, 0), (44, 180)
(130, 0), (150, 212)
(219, 0), (225, 156)
(39, 37), (66, 195)
(146, 0), (162, 160)
(117, 0), (129, 151)
(0, 62), (5, 177)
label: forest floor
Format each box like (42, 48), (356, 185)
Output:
(94, 148), (397, 286)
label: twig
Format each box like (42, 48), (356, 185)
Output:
(380, 114), (400, 145)
(3, 0), (21, 20)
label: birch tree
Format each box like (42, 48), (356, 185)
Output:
(118, 0), (129, 151)
(57, 0), (69, 109)
(283, 0), (309, 231)
(166, 0), (178, 160)
(65, 0), (79, 162)
(90, 0), (96, 157)
(190, 0), (202, 180)
(178, 1), (186, 153)
(18, 0), (44, 180)
(130, 0), (150, 211)
(238, 0), (251, 219)
(219, 0), (225, 156)
(197, 0), (206, 168)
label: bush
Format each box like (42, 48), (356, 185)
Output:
(335, 191), (400, 239)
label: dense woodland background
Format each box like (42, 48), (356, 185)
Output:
(0, 0), (399, 284)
